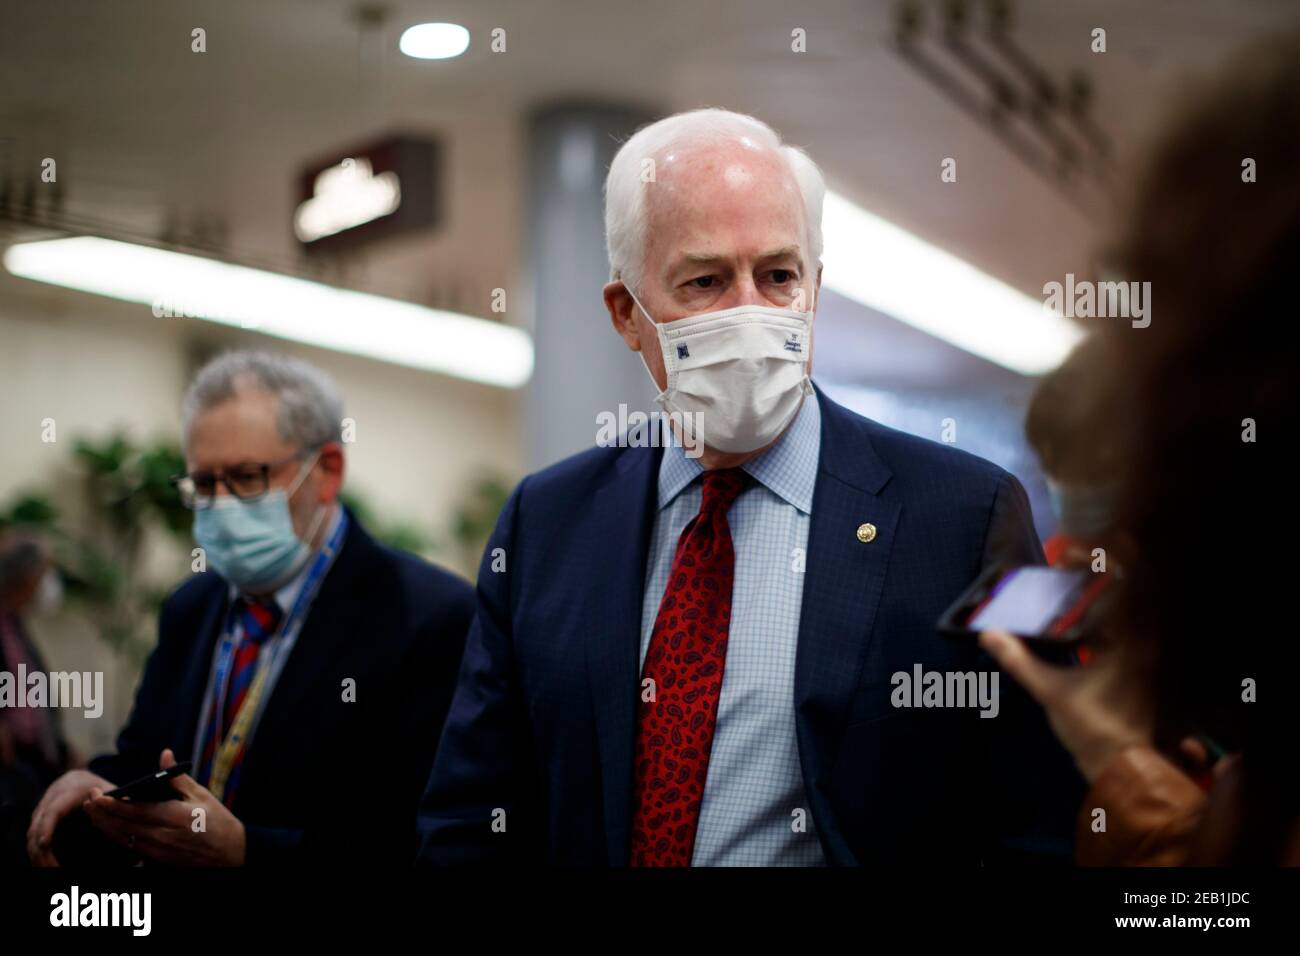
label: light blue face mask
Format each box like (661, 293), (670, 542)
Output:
(193, 454), (324, 593)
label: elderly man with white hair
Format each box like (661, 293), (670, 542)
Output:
(418, 108), (1081, 866)
(28, 350), (474, 866)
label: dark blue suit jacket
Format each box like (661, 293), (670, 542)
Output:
(417, 386), (1084, 865)
(85, 511), (474, 864)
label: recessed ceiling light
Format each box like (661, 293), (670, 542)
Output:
(399, 22), (470, 60)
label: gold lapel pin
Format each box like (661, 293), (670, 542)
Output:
(856, 523), (877, 543)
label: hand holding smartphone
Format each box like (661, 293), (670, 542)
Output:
(940, 564), (1111, 644)
(103, 761), (193, 802)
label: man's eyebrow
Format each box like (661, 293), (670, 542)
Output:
(757, 245), (803, 261)
(673, 245), (804, 268)
(676, 252), (724, 267)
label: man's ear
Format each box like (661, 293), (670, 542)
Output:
(315, 442), (346, 503)
(604, 279), (642, 352)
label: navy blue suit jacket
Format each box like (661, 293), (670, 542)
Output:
(86, 511), (474, 864)
(417, 386), (1084, 865)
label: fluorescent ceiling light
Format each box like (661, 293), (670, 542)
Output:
(3, 237), (533, 389)
(820, 191), (1083, 375)
(399, 23), (470, 60)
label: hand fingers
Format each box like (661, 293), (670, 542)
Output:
(27, 809), (51, 862)
(156, 749), (207, 800)
(167, 772), (206, 801)
(1213, 752), (1241, 781)
(978, 629), (1063, 705)
(87, 807), (190, 865)
(88, 809), (162, 854)
(27, 793), (75, 865)
(1178, 735), (1210, 770)
(84, 790), (179, 826)
(29, 838), (60, 867)
(27, 818), (59, 867)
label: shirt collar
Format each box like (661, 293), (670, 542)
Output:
(657, 391), (821, 515)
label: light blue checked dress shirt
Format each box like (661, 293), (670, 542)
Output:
(640, 393), (827, 866)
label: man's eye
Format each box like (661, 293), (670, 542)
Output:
(768, 269), (795, 284)
(689, 276), (716, 289)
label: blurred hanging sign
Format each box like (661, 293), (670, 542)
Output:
(294, 134), (439, 250)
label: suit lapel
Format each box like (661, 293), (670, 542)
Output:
(177, 585), (231, 761)
(585, 445), (660, 866)
(794, 388), (899, 830)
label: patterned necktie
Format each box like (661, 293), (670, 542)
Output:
(222, 597), (283, 731)
(198, 596), (283, 789)
(629, 467), (749, 866)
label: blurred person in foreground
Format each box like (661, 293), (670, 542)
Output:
(1023, 334), (1135, 669)
(981, 27), (1300, 865)
(28, 350), (474, 865)
(418, 108), (1082, 866)
(0, 531), (75, 865)
(1024, 335), (1130, 569)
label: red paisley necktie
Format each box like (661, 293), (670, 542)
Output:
(629, 467), (749, 866)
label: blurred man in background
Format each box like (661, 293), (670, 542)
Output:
(0, 530), (75, 866)
(27, 350), (473, 866)
(418, 108), (1082, 866)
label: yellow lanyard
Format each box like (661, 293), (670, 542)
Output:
(205, 510), (348, 804)
(207, 661), (273, 803)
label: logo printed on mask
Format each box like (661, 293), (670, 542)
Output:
(783, 333), (802, 353)
(677, 344), (690, 360)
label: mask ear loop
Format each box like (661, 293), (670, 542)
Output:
(287, 449), (322, 497)
(288, 449), (329, 548)
(625, 283), (696, 452)
(624, 284), (653, 325)
(624, 282), (673, 396)
(793, 282), (817, 399)
(798, 279), (818, 318)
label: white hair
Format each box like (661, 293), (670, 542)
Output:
(603, 108), (826, 296)
(181, 349), (344, 452)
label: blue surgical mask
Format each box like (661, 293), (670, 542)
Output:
(193, 455), (325, 592)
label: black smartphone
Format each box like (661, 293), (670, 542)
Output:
(104, 761), (193, 802)
(939, 563), (1111, 644)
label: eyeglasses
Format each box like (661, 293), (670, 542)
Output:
(172, 450), (316, 510)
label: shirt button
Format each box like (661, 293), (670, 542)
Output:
(856, 523), (877, 543)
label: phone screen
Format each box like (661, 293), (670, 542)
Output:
(966, 566), (1091, 636)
